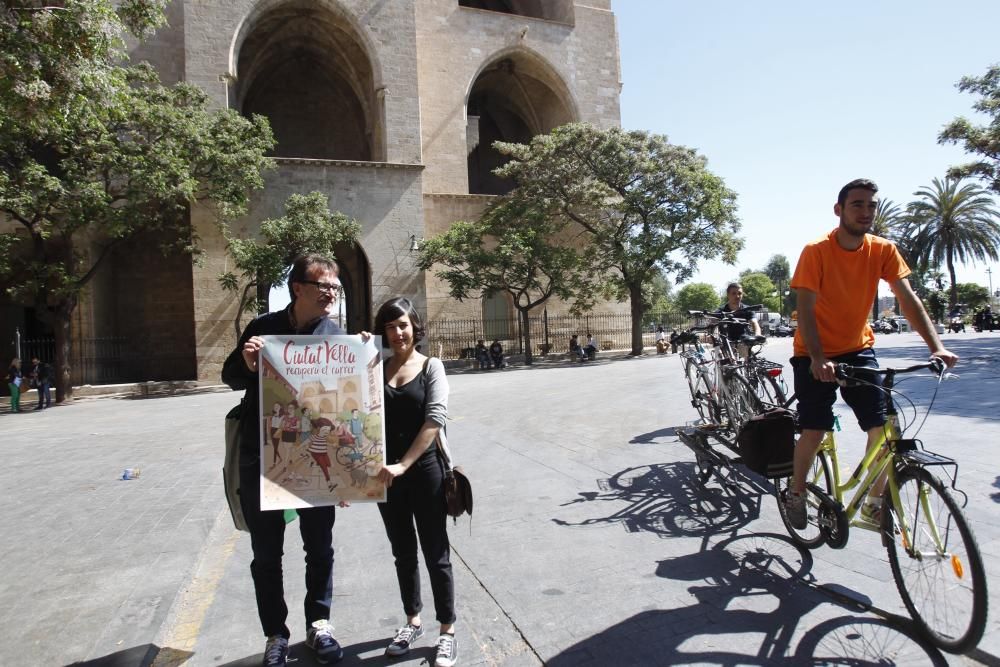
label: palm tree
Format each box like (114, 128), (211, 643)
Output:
(871, 199), (906, 320)
(905, 177), (1000, 309)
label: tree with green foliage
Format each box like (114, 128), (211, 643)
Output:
(417, 194), (594, 364)
(676, 282), (720, 313)
(905, 177), (1000, 309)
(737, 272), (779, 311)
(0, 0), (274, 401)
(940, 64), (1000, 195)
(955, 283), (990, 310)
(218, 192), (361, 337)
(643, 271), (674, 315)
(494, 123), (742, 355)
(761, 254), (792, 316)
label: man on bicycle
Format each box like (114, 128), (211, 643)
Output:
(784, 178), (958, 529)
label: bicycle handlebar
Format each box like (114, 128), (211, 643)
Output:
(835, 358), (947, 380)
(687, 304), (764, 320)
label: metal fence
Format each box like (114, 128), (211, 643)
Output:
(21, 336), (129, 385)
(426, 309), (692, 360)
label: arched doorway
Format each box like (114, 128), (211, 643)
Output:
(466, 51), (577, 194)
(265, 243), (370, 334)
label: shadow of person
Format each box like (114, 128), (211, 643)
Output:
(67, 644), (168, 666)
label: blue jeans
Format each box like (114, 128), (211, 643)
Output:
(239, 463), (336, 638)
(37, 381), (51, 409)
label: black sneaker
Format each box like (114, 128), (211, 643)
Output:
(306, 620), (344, 664)
(262, 636), (288, 667)
(386, 623), (424, 656)
(435, 633), (457, 667)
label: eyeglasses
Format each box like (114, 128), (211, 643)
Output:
(299, 280), (341, 293)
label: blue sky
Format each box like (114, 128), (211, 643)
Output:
(614, 0), (1000, 296)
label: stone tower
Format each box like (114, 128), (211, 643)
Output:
(112, 0), (622, 381)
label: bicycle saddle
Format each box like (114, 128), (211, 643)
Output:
(740, 334), (767, 346)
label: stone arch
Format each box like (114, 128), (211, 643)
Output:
(458, 0), (574, 25)
(465, 48), (578, 194)
(334, 241), (371, 334)
(229, 0), (385, 161)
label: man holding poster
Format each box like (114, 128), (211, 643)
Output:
(223, 253), (349, 667)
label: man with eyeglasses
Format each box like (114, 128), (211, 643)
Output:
(223, 252), (347, 667)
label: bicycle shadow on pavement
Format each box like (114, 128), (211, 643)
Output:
(552, 461), (764, 539)
(547, 532), (946, 665)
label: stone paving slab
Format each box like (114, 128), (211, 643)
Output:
(0, 331), (997, 666)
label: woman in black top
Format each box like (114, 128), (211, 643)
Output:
(374, 297), (457, 667)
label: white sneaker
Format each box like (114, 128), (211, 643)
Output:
(435, 633), (457, 667)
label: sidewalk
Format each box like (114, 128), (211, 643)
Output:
(1, 332), (996, 666)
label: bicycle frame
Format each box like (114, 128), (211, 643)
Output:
(814, 415), (900, 528)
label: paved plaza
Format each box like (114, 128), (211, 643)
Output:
(1, 332), (998, 666)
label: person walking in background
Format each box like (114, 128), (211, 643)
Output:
(374, 297), (458, 667)
(29, 356), (52, 410)
(222, 253), (347, 667)
(6, 358), (22, 413)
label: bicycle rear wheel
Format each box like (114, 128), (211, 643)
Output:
(685, 358), (720, 425)
(776, 450), (833, 549)
(749, 369), (786, 408)
(885, 466), (987, 653)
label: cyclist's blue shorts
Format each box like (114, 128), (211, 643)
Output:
(791, 347), (886, 432)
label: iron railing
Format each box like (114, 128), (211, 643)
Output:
(21, 336), (128, 385)
(426, 310), (691, 360)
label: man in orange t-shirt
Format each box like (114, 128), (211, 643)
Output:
(784, 178), (958, 529)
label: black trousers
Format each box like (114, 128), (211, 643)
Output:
(377, 452), (456, 624)
(239, 462), (336, 639)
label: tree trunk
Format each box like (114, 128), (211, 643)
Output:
(519, 308), (533, 365)
(53, 308), (73, 403)
(629, 282), (645, 356)
(946, 248), (958, 310)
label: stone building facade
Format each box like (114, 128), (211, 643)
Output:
(1, 0), (621, 384)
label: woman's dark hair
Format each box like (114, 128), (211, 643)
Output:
(311, 417), (334, 429)
(374, 297), (425, 347)
(287, 253), (339, 303)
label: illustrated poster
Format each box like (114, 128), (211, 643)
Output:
(259, 335), (386, 508)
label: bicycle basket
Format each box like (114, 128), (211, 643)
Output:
(736, 407), (796, 478)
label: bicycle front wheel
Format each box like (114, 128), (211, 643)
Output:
(885, 466), (987, 653)
(776, 450), (833, 549)
(722, 370), (762, 432)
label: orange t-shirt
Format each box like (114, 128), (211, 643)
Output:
(791, 229), (910, 358)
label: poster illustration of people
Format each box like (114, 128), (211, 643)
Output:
(259, 335), (386, 508)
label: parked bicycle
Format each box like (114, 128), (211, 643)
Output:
(681, 306), (787, 434)
(775, 359), (986, 653)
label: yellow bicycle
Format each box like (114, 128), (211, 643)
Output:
(775, 360), (987, 653)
